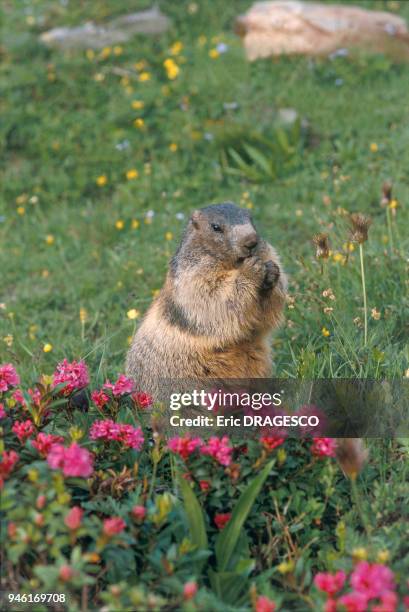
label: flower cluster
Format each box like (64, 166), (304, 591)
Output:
(168, 434), (233, 466)
(0, 450), (19, 488)
(132, 391), (153, 409)
(0, 363), (20, 392)
(32, 432), (65, 457)
(12, 419), (35, 443)
(103, 374), (134, 397)
(314, 562), (398, 611)
(311, 437), (337, 458)
(52, 359), (89, 396)
(89, 419), (144, 450)
(47, 442), (94, 478)
(201, 436), (233, 466)
(168, 435), (203, 459)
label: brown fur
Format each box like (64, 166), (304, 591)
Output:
(126, 202), (287, 400)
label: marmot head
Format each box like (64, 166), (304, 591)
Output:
(177, 202), (259, 268)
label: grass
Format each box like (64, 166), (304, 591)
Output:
(0, 0), (408, 600)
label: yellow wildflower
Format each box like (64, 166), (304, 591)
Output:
(131, 219), (140, 229)
(17, 206), (25, 215)
(79, 308), (88, 323)
(333, 253), (346, 264)
(45, 235), (55, 245)
(3, 335), (13, 347)
(126, 169), (139, 180)
(96, 175), (108, 186)
(134, 118), (144, 128)
(100, 47), (111, 59)
(352, 547), (368, 561)
(134, 60), (147, 71)
(370, 142), (378, 153)
(127, 308), (140, 320)
(170, 41), (183, 55)
(169, 143), (178, 152)
(138, 72), (151, 82)
(131, 100), (144, 110)
(113, 46), (123, 56)
(389, 199), (398, 209)
(322, 327), (330, 337)
(86, 49), (95, 60)
(198, 35), (207, 46)
(209, 48), (219, 59)
(43, 343), (53, 353)
(115, 220), (124, 230)
(165, 232), (173, 241)
(163, 58), (179, 80)
(377, 550), (390, 564)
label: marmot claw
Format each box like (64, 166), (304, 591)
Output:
(261, 260), (280, 291)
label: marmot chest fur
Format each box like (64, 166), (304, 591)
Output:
(126, 202), (287, 399)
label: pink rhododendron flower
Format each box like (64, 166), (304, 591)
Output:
(337, 591), (369, 612)
(59, 565), (74, 581)
(201, 435), (233, 466)
(91, 389), (110, 409)
(12, 390), (26, 406)
(350, 561), (395, 600)
(255, 595), (276, 612)
(183, 581), (198, 600)
(28, 387), (41, 407)
(131, 505), (146, 520)
(214, 512), (231, 530)
(132, 391), (153, 409)
(168, 435), (203, 459)
(324, 599), (337, 612)
(371, 590), (398, 612)
(64, 506), (83, 530)
(199, 480), (210, 491)
(89, 419), (144, 450)
(0, 363), (20, 392)
(12, 419), (35, 443)
(0, 450), (19, 488)
(103, 516), (126, 536)
(31, 432), (64, 457)
(0, 403), (6, 419)
(260, 436), (286, 451)
(314, 571), (346, 596)
(103, 374), (134, 396)
(311, 437), (337, 458)
(52, 359), (89, 396)
(47, 443), (93, 478)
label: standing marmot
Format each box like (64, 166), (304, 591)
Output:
(126, 202), (287, 399)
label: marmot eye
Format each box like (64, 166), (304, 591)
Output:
(211, 223), (223, 233)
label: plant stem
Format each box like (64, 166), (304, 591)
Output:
(359, 244), (368, 346)
(386, 207), (394, 255)
(351, 477), (370, 536)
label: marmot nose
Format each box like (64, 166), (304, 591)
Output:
(244, 234), (258, 251)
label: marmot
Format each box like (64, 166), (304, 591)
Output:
(126, 202), (287, 400)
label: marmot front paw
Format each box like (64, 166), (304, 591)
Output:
(261, 260), (280, 291)
(242, 255), (265, 279)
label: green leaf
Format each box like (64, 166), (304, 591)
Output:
(179, 476), (208, 551)
(215, 459), (275, 571)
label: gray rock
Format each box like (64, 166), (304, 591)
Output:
(40, 6), (171, 50)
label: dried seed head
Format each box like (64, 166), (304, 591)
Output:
(313, 233), (330, 259)
(381, 181), (392, 207)
(350, 213), (372, 244)
(335, 438), (368, 480)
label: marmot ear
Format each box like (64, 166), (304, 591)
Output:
(190, 210), (201, 229)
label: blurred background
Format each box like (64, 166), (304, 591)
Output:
(1, 0), (408, 382)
